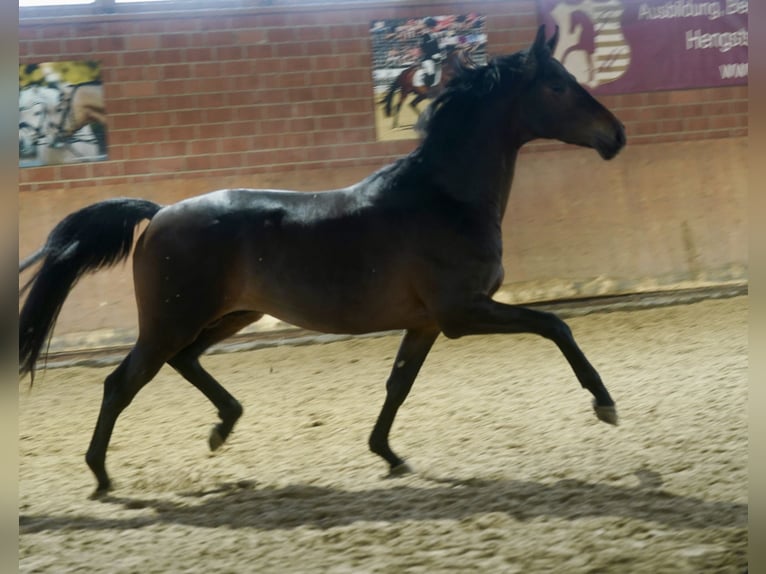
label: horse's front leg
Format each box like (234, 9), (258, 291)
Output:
(437, 297), (618, 424)
(393, 91), (407, 129)
(369, 327), (440, 476)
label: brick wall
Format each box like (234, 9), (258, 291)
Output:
(19, 1), (748, 193)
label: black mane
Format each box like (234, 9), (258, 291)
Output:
(415, 51), (528, 142)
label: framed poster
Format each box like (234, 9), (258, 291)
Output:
(370, 14), (488, 141)
(19, 61), (108, 167)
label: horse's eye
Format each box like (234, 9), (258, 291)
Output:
(550, 83), (566, 94)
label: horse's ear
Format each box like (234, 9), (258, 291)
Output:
(532, 24), (548, 56)
(524, 25), (549, 77)
(547, 25), (559, 54)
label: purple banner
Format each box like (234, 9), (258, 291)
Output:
(537, 0), (748, 94)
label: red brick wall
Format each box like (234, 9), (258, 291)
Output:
(18, 1), (748, 193)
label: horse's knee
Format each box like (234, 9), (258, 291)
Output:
(537, 312), (573, 342)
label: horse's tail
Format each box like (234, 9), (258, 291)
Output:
(380, 80), (399, 118)
(19, 198), (162, 380)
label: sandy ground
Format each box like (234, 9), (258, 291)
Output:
(19, 296), (747, 573)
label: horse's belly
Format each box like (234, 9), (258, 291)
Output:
(238, 257), (432, 334)
(262, 300), (431, 335)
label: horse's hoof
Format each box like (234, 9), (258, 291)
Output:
(386, 461), (414, 478)
(593, 400), (619, 425)
(89, 484), (111, 500)
(209, 426), (225, 451)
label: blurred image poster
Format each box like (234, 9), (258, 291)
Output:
(19, 60), (107, 167)
(370, 14), (488, 141)
(537, 0), (748, 94)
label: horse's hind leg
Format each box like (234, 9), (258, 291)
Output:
(369, 327), (439, 476)
(85, 342), (166, 497)
(168, 311), (263, 451)
(86, 311), (260, 497)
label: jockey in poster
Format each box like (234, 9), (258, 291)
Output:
(419, 17), (441, 88)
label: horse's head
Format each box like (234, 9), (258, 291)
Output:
(18, 86), (55, 154)
(516, 25), (625, 159)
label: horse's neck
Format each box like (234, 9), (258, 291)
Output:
(419, 110), (523, 222)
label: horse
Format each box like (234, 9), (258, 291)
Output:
(18, 85), (60, 159)
(18, 82), (106, 163)
(48, 82), (107, 156)
(379, 44), (466, 129)
(19, 26), (625, 498)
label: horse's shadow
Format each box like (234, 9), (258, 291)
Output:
(20, 469), (746, 534)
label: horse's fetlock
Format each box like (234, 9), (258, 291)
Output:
(220, 400), (243, 422)
(85, 451), (100, 472)
(539, 313), (571, 341)
(368, 432), (384, 456)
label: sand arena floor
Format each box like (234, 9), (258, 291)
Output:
(19, 296), (747, 573)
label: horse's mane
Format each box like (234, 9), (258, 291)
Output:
(415, 51), (528, 142)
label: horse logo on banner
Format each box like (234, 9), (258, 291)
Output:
(547, 0), (630, 89)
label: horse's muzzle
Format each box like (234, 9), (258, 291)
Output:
(595, 123), (626, 160)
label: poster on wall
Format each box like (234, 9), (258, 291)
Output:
(19, 61), (108, 167)
(370, 14), (488, 141)
(537, 0), (748, 94)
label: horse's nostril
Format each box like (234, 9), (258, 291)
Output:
(616, 125), (626, 146)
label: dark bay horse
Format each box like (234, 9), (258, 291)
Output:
(379, 45), (465, 129)
(19, 26), (625, 497)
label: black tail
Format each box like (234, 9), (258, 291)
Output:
(380, 80), (399, 118)
(19, 198), (162, 380)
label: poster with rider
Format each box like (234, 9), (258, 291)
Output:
(19, 61), (107, 167)
(370, 14), (488, 141)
